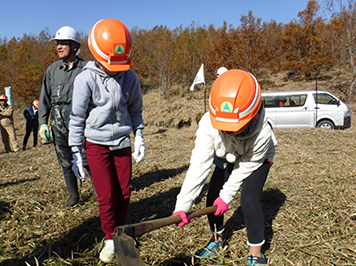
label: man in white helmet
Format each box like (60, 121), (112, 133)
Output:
(214, 66), (228, 77)
(38, 26), (93, 209)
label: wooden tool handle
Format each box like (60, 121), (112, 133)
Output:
(188, 205), (217, 218)
(118, 206), (217, 238)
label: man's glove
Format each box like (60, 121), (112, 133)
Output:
(39, 124), (50, 142)
(173, 211), (194, 227)
(213, 196), (229, 216)
(132, 135), (145, 163)
(71, 147), (88, 181)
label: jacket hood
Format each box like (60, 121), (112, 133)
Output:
(84, 61), (125, 79)
(221, 106), (267, 140)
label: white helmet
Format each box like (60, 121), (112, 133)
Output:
(51, 26), (81, 45)
(214, 67), (228, 77)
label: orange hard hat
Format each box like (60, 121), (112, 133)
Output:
(209, 69), (262, 132)
(33, 100), (39, 109)
(88, 18), (132, 72)
(0, 95), (8, 101)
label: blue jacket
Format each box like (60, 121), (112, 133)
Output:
(23, 106), (38, 126)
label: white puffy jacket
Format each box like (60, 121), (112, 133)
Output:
(174, 107), (277, 213)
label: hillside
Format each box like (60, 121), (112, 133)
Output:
(0, 72), (356, 265)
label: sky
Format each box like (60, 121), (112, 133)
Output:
(0, 0), (315, 40)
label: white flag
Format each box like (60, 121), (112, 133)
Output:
(190, 63), (205, 91)
(4, 86), (11, 106)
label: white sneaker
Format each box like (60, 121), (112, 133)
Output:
(99, 239), (115, 263)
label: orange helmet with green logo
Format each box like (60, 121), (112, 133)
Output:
(0, 95), (8, 101)
(209, 69), (262, 132)
(33, 100), (39, 109)
(88, 18), (132, 72)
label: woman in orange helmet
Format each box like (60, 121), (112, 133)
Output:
(0, 95), (20, 153)
(173, 69), (277, 265)
(22, 100), (39, 150)
(68, 19), (145, 263)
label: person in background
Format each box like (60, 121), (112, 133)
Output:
(278, 98), (285, 107)
(173, 70), (277, 266)
(69, 18), (145, 263)
(0, 95), (20, 153)
(38, 26), (92, 209)
(22, 99), (39, 150)
(214, 66), (228, 77)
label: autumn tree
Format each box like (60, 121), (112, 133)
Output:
(2, 2), (356, 102)
(131, 26), (176, 96)
(281, 0), (332, 78)
(172, 26), (199, 89)
(0, 41), (9, 90)
(260, 20), (285, 73)
(327, 0), (356, 100)
(206, 21), (237, 75)
(190, 25), (212, 82)
(233, 11), (265, 74)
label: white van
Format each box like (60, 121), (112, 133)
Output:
(261, 90), (351, 129)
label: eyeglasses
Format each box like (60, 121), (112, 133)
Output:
(55, 40), (70, 46)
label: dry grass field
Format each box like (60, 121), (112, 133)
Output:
(1, 72), (356, 265)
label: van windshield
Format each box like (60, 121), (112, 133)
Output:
(313, 93), (339, 105)
(262, 94), (307, 108)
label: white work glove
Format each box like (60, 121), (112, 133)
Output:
(132, 136), (145, 163)
(71, 147), (88, 181)
(39, 124), (50, 142)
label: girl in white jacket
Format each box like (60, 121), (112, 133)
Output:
(173, 69), (277, 265)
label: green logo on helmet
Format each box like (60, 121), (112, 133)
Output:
(115, 45), (125, 55)
(221, 102), (233, 113)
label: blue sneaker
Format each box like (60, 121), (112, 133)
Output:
(246, 253), (268, 265)
(197, 240), (227, 258)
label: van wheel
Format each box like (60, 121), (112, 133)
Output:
(317, 120), (334, 129)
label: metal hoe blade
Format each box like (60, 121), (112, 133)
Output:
(112, 206), (217, 265)
(113, 233), (144, 266)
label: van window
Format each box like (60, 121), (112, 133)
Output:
(313, 93), (339, 105)
(262, 94), (307, 108)
(262, 96), (275, 108)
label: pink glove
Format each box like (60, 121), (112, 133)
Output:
(213, 197), (229, 216)
(173, 211), (194, 227)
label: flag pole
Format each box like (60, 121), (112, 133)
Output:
(204, 83), (207, 113)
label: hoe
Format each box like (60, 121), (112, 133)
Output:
(112, 206), (217, 265)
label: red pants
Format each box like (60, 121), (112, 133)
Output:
(85, 141), (132, 240)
